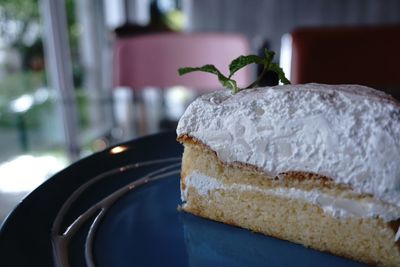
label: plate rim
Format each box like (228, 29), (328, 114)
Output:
(0, 130), (179, 234)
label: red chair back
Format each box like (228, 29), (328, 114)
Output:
(290, 25), (400, 98)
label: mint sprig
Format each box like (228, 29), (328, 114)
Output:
(178, 48), (290, 94)
(178, 64), (238, 93)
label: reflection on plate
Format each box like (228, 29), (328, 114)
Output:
(0, 132), (367, 267)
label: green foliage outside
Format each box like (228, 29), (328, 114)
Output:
(0, 0), (88, 130)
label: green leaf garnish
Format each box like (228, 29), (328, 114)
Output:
(178, 64), (239, 93)
(269, 63), (291, 85)
(178, 64), (220, 76)
(178, 48), (290, 94)
(228, 55), (263, 78)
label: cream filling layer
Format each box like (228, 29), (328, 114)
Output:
(182, 171), (400, 241)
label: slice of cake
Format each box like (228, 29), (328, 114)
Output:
(176, 83), (400, 267)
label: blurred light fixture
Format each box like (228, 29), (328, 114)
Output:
(9, 94), (34, 113)
(93, 138), (108, 151)
(110, 145), (128, 154)
(34, 87), (50, 104)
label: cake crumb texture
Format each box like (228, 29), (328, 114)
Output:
(183, 188), (400, 267)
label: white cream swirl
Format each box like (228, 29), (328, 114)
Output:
(177, 83), (400, 208)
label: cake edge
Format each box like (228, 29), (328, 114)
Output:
(178, 137), (400, 266)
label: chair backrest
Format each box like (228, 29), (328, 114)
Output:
(289, 25), (400, 98)
(113, 33), (252, 91)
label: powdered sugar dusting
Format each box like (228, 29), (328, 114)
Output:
(177, 83), (400, 207)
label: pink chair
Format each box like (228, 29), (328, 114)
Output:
(113, 33), (252, 136)
(113, 32), (252, 91)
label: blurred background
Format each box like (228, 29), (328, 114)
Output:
(0, 0), (400, 222)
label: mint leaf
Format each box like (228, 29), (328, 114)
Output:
(269, 63), (291, 85)
(178, 64), (220, 76)
(221, 78), (238, 93)
(178, 47), (290, 93)
(246, 48), (290, 88)
(229, 55), (264, 78)
(264, 49), (275, 63)
(178, 64), (239, 93)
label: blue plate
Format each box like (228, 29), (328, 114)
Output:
(0, 131), (367, 267)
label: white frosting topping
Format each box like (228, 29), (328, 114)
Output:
(177, 84), (400, 208)
(182, 171), (400, 241)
